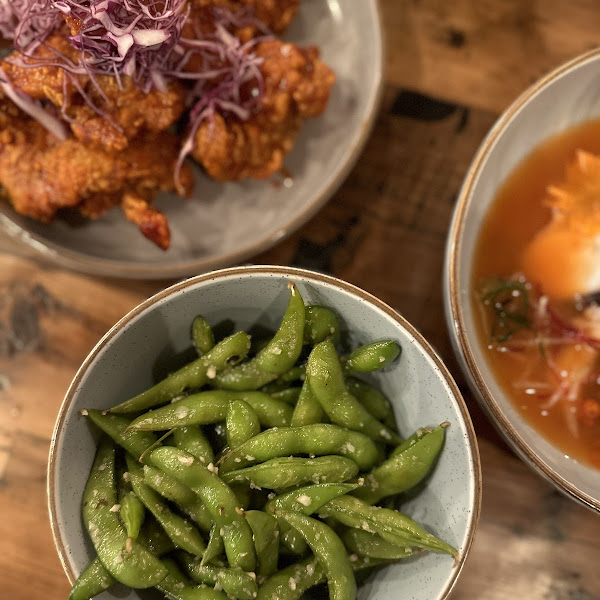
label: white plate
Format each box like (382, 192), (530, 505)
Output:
(0, 0), (383, 278)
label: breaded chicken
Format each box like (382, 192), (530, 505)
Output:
(2, 32), (187, 152)
(0, 91), (192, 249)
(190, 0), (301, 35)
(192, 39), (335, 181)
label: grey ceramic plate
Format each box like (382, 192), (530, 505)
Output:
(0, 1), (383, 279)
(48, 266), (481, 600)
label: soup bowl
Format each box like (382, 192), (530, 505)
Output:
(444, 49), (600, 512)
(49, 266), (480, 600)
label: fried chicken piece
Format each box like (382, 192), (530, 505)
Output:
(188, 0), (301, 41)
(239, 0), (302, 33)
(3, 32), (187, 152)
(192, 39), (334, 181)
(0, 91), (192, 249)
(68, 76), (188, 152)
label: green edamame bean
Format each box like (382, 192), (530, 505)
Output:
(304, 305), (340, 346)
(82, 439), (167, 588)
(177, 552), (258, 600)
(345, 378), (396, 429)
(219, 424), (379, 473)
(390, 427), (433, 458)
(159, 558), (229, 600)
(276, 365), (307, 385)
(126, 455), (207, 557)
(192, 316), (215, 356)
(137, 515), (177, 556)
(344, 340), (401, 374)
(227, 399), (261, 449)
(256, 557), (324, 600)
(173, 426), (215, 465)
(307, 340), (400, 444)
(265, 483), (358, 555)
(342, 529), (421, 560)
(214, 284), (305, 390)
(245, 510), (279, 578)
(120, 491), (145, 541)
(269, 387), (302, 405)
(127, 391), (291, 431)
(275, 511), (356, 600)
(353, 424), (447, 504)
(319, 495), (456, 556)
(267, 483), (358, 515)
(201, 525), (224, 566)
(110, 331), (251, 413)
(222, 456), (359, 490)
(290, 379), (324, 427)
(86, 410), (158, 463)
(149, 447), (257, 572)
(69, 558), (117, 600)
(143, 464), (214, 534)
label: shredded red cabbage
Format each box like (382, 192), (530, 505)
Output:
(0, 1), (269, 181)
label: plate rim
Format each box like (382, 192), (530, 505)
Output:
(0, 0), (385, 279)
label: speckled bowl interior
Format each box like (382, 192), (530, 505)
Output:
(49, 266), (480, 600)
(445, 49), (600, 512)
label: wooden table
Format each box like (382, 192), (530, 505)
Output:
(2, 1), (600, 597)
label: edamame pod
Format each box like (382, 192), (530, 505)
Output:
(342, 529), (421, 560)
(82, 439), (167, 588)
(120, 491), (145, 541)
(222, 456), (359, 490)
(343, 340), (401, 373)
(227, 399), (261, 449)
(290, 378), (324, 427)
(353, 424), (447, 504)
(256, 557), (325, 600)
(110, 331), (251, 413)
(245, 510), (279, 578)
(304, 305), (340, 346)
(201, 525), (224, 566)
(275, 511), (356, 600)
(86, 410), (158, 463)
(158, 558), (229, 600)
(192, 316), (215, 356)
(346, 378), (396, 429)
(265, 483), (358, 555)
(127, 455), (207, 557)
(69, 558), (116, 600)
(319, 495), (457, 557)
(173, 425), (215, 465)
(307, 340), (401, 444)
(214, 284), (305, 390)
(177, 552), (258, 600)
(219, 424), (379, 473)
(143, 464), (214, 533)
(127, 390), (291, 431)
(149, 447), (257, 572)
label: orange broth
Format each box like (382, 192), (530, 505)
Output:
(472, 117), (600, 469)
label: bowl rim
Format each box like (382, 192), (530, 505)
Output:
(47, 264), (482, 597)
(445, 48), (600, 513)
(1, 0), (384, 280)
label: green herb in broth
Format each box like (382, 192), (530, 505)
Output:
(479, 277), (531, 343)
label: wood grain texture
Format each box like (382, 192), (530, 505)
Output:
(381, 0), (600, 114)
(2, 1), (600, 598)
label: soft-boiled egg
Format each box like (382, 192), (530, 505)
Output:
(521, 150), (600, 299)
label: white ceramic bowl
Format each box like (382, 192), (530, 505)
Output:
(49, 266), (480, 600)
(1, 0), (383, 279)
(445, 49), (600, 513)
